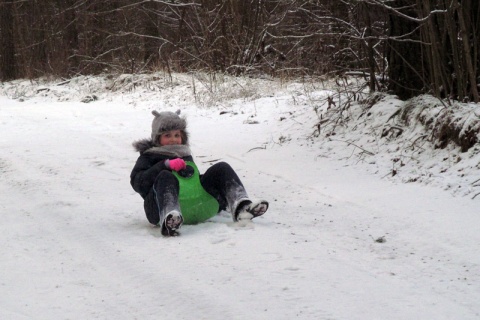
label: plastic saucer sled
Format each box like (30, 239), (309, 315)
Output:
(172, 161), (219, 224)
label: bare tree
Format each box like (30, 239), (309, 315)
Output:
(1, 0), (479, 103)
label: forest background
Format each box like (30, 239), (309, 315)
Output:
(1, 0), (479, 104)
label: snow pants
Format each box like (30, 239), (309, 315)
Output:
(143, 162), (249, 225)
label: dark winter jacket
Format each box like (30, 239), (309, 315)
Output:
(130, 139), (194, 198)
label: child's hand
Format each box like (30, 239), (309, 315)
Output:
(166, 158), (186, 171)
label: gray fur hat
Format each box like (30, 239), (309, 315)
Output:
(151, 110), (189, 145)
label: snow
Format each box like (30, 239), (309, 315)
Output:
(1, 73), (479, 319)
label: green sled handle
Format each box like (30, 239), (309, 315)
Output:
(172, 161), (219, 225)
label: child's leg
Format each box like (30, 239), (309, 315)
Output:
(200, 162), (248, 212)
(144, 170), (183, 235)
(201, 162), (267, 221)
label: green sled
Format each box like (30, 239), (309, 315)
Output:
(172, 161), (219, 225)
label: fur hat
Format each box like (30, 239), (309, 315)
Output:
(151, 110), (189, 146)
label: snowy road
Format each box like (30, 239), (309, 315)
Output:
(1, 87), (479, 320)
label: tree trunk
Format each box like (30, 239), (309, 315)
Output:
(0, 0), (16, 80)
(455, 0), (479, 102)
(360, 2), (376, 92)
(60, 0), (79, 76)
(387, 0), (424, 100)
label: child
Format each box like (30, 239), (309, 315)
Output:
(130, 110), (268, 236)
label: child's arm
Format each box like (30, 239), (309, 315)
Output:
(130, 156), (169, 197)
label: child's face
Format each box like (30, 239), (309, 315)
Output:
(159, 130), (183, 146)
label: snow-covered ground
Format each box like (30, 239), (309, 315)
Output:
(1, 74), (479, 319)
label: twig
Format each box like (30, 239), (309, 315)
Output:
(56, 80), (71, 86)
(410, 134), (428, 145)
(202, 158), (222, 164)
(247, 146), (267, 153)
(331, 139), (375, 156)
(382, 171), (392, 179)
(471, 178), (480, 185)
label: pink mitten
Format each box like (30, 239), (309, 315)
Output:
(167, 158), (186, 171)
